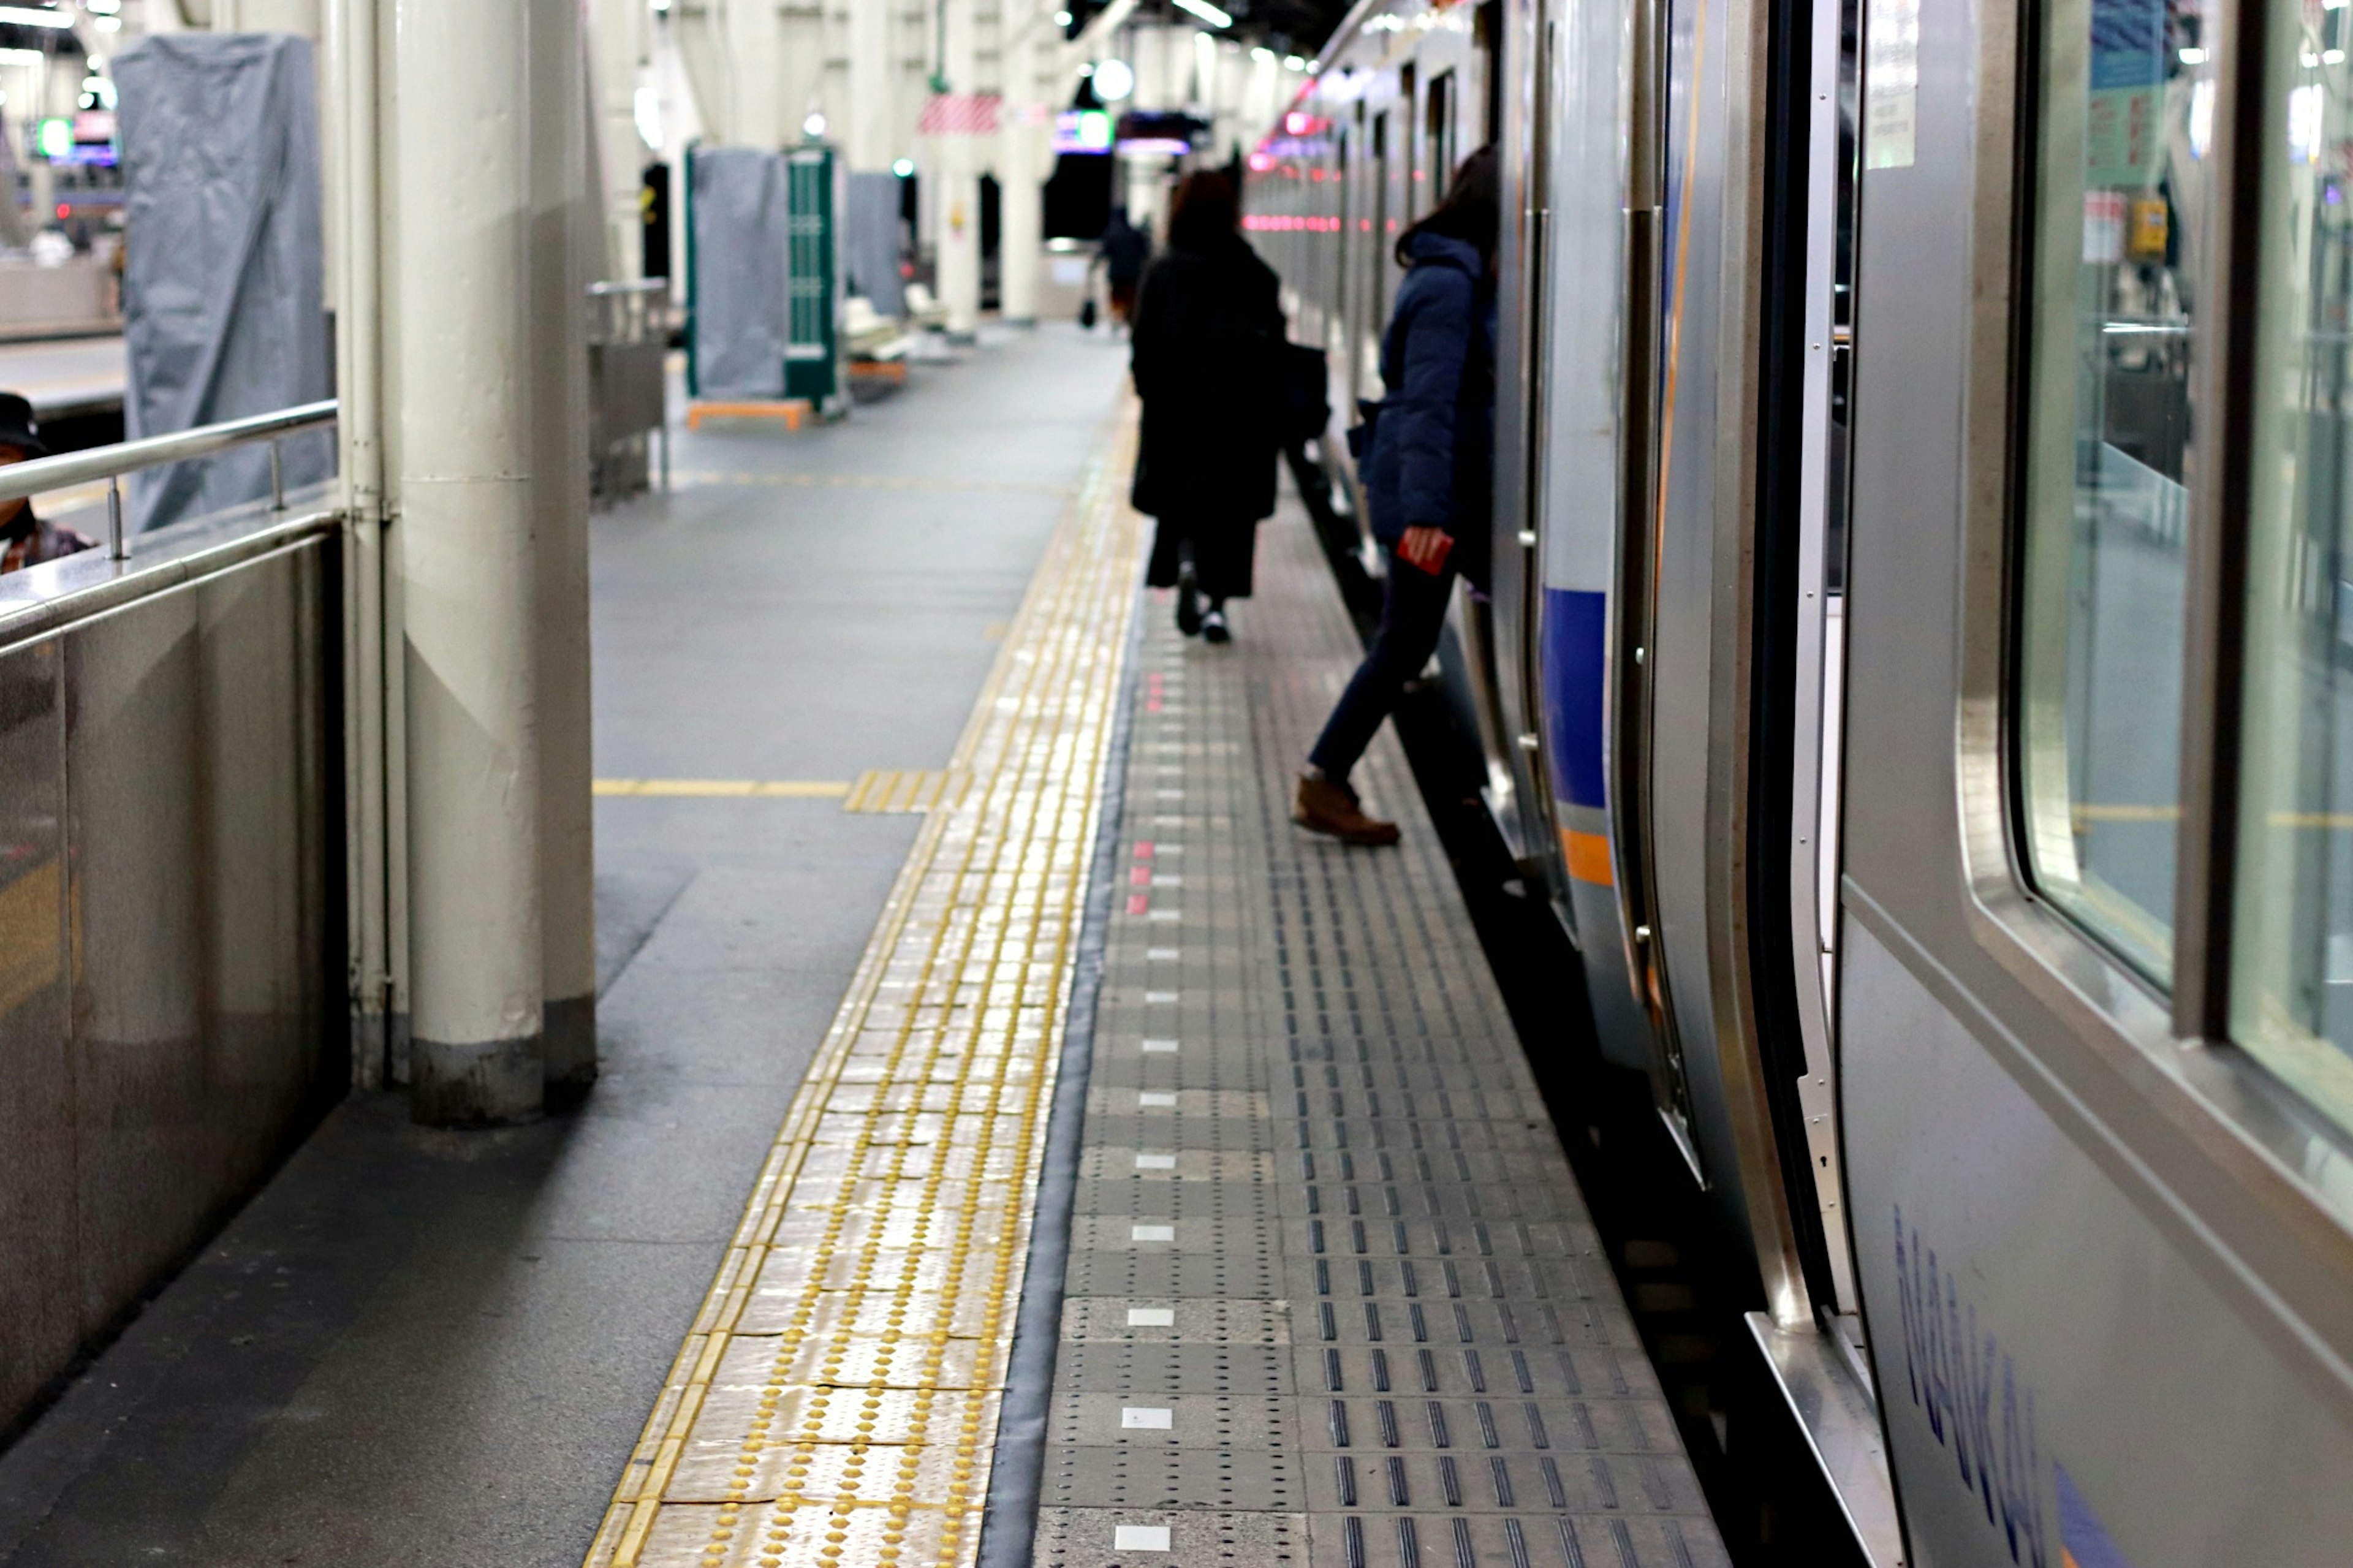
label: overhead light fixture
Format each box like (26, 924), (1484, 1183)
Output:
(1284, 54), (1309, 69)
(1054, 8), (1072, 22)
(1251, 45), (1276, 62)
(803, 110), (828, 137)
(1172, 0), (1232, 26)
(651, 0), (672, 12)
(0, 6), (75, 27)
(2177, 45), (2206, 63)
(1093, 56), (1135, 99)
(87, 0), (123, 13)
(893, 157), (915, 176)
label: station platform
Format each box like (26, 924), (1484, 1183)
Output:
(0, 326), (1722, 1568)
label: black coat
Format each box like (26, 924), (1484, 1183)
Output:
(1128, 232), (1283, 522)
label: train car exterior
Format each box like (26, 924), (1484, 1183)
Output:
(1247, 0), (2353, 1556)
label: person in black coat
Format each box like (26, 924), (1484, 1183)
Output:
(1129, 171), (1283, 645)
(1295, 146), (1499, 846)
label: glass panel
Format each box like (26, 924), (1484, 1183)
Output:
(2017, 0), (2213, 981)
(2230, 0), (2353, 1129)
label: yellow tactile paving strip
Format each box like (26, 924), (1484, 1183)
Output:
(583, 404), (1147, 1568)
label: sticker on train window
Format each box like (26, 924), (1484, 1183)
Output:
(1864, 0), (1919, 169)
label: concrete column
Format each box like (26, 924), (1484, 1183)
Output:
(533, 0), (598, 1097)
(727, 0), (782, 146)
(934, 0), (980, 334)
(846, 0), (891, 171)
(211, 0), (322, 32)
(591, 0), (650, 279)
(395, 0), (544, 1126)
(996, 102), (1042, 323)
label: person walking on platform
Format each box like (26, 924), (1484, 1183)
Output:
(0, 394), (95, 575)
(1097, 207), (1152, 331)
(1295, 146), (1499, 846)
(1129, 171), (1283, 646)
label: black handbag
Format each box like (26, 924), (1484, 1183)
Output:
(1278, 340), (1330, 445)
(1346, 398), (1382, 461)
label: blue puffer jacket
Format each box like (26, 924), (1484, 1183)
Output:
(1363, 231), (1496, 556)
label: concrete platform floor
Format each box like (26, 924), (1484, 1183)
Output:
(0, 323), (1130, 1567)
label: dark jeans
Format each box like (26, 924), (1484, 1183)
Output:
(1308, 545), (1456, 784)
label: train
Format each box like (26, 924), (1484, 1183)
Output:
(1241, 0), (2353, 1558)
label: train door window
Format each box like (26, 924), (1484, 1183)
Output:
(2229, 0), (2353, 1129)
(1371, 110), (1392, 396)
(1428, 71), (1458, 196)
(1401, 67), (1420, 222)
(2014, 0), (2210, 982)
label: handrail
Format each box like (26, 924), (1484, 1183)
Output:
(0, 398), (338, 562)
(0, 399), (339, 507)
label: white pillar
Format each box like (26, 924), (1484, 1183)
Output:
(727, 0), (782, 146)
(997, 102), (1042, 323)
(591, 0), (650, 279)
(847, 0), (891, 171)
(396, 0), (544, 1125)
(533, 0), (598, 1098)
(932, 0), (980, 335)
(211, 0), (322, 31)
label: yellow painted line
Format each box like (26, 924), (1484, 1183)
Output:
(843, 770), (971, 814)
(596, 779), (854, 798)
(669, 471), (1074, 498)
(584, 398), (1145, 1568)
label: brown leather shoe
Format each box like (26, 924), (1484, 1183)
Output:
(1293, 774), (1401, 847)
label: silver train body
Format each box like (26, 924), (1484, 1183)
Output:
(1245, 0), (2353, 1557)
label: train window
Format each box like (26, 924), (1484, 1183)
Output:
(2014, 0), (2210, 982)
(2228, 0), (2353, 1129)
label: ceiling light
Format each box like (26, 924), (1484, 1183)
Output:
(0, 7), (75, 28)
(893, 157), (915, 176)
(1172, 0), (1232, 27)
(1093, 56), (1135, 98)
(1284, 54), (1309, 69)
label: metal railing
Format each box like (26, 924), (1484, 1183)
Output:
(0, 400), (340, 561)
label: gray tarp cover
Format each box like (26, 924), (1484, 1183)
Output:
(691, 146), (789, 399)
(117, 33), (330, 533)
(843, 172), (904, 319)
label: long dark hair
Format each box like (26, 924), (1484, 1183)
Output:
(1394, 143), (1499, 268)
(1166, 170), (1240, 253)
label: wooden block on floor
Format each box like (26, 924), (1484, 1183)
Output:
(686, 399), (813, 431)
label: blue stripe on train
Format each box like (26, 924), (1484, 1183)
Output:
(1541, 588), (1608, 811)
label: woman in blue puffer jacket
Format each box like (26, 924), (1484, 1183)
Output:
(1295, 145), (1499, 846)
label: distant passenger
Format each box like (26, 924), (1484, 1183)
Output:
(1295, 146), (1500, 847)
(1097, 207), (1153, 330)
(1129, 172), (1283, 646)
(0, 395), (96, 575)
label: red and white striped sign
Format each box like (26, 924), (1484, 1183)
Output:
(918, 93), (1001, 135)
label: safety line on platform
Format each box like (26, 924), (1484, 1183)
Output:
(583, 400), (1146, 1568)
(670, 471), (1076, 497)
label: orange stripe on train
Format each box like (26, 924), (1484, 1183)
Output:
(1560, 828), (1613, 887)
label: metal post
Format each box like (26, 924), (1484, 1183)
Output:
(396, 0), (545, 1126)
(533, 0), (600, 1098)
(268, 440), (286, 512)
(107, 475), (124, 561)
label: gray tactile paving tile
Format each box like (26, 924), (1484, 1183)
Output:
(1030, 512), (1727, 1567)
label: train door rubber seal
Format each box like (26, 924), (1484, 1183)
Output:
(971, 591), (1144, 1568)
